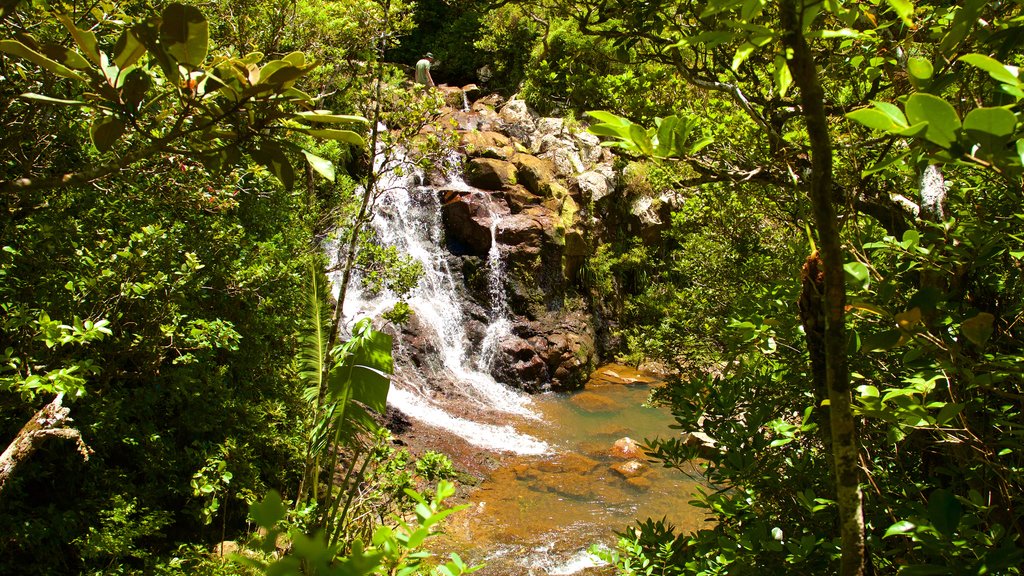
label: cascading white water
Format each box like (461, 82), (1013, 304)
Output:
(339, 147), (548, 455)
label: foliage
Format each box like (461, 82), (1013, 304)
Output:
(240, 480), (481, 576)
(578, 0), (1024, 573)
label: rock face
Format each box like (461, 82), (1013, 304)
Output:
(401, 96), (630, 392)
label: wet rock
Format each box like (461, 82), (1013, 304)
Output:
(588, 364), (660, 387)
(571, 391), (619, 412)
(465, 158), (517, 190)
(496, 209), (554, 250)
(512, 153), (556, 196)
(501, 184), (542, 213)
(535, 453), (599, 475)
(625, 476), (653, 490)
(610, 460), (648, 478)
(441, 190), (496, 256)
(611, 437), (645, 460)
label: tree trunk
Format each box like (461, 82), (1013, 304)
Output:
(782, 2), (867, 575)
(0, 394), (91, 496)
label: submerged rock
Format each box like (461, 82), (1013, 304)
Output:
(611, 437), (645, 460)
(610, 460), (648, 478)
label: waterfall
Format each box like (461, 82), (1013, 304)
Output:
(339, 149), (548, 455)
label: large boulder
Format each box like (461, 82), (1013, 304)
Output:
(465, 158), (517, 190)
(576, 171), (611, 205)
(511, 153), (556, 196)
(461, 130), (514, 160)
(498, 99), (538, 144)
(441, 190), (498, 256)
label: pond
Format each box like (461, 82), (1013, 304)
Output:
(436, 364), (708, 575)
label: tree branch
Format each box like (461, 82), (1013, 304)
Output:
(0, 394), (92, 497)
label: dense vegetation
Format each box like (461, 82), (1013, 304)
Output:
(2, 0), (1022, 575)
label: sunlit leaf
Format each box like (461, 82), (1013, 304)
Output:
(905, 93), (960, 147)
(302, 150), (335, 182)
(0, 39), (88, 81)
(959, 54), (1020, 86)
(883, 520), (916, 538)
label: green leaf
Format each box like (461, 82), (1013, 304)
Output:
(0, 39), (88, 81)
(654, 115), (679, 157)
(847, 108), (902, 132)
(56, 15), (101, 66)
(844, 261), (870, 290)
(873, 101), (909, 127)
(251, 142), (295, 189)
(303, 129), (366, 147)
(963, 107), (1017, 149)
(940, 0), (985, 54)
(348, 367), (390, 415)
(927, 489), (962, 537)
(20, 92), (86, 105)
(774, 54), (792, 97)
(121, 68), (152, 106)
(38, 44), (91, 70)
(113, 30), (147, 69)
(894, 121), (928, 138)
(249, 490), (286, 528)
(732, 42), (757, 71)
(862, 149), (910, 176)
(257, 61), (304, 86)
(160, 3), (208, 68)
(628, 123), (653, 155)
(959, 54), (1020, 86)
(905, 93), (961, 147)
(861, 329), (903, 352)
(585, 110), (631, 126)
(302, 150), (335, 182)
(907, 57), (933, 82)
(884, 0), (914, 27)
(296, 111), (369, 125)
(961, 312), (994, 346)
(883, 520), (916, 538)
(90, 116), (125, 152)
(352, 329), (394, 374)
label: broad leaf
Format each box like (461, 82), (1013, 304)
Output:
(884, 520), (916, 538)
(959, 54), (1020, 86)
(251, 142), (295, 189)
(847, 108), (902, 132)
(90, 116), (125, 152)
(113, 29), (147, 69)
(927, 489), (962, 537)
(296, 111), (369, 125)
(907, 57), (933, 82)
(963, 107), (1017, 150)
(884, 0), (914, 27)
(905, 93), (960, 147)
(160, 3), (208, 68)
(303, 129), (366, 147)
(0, 40), (88, 81)
(961, 312), (994, 346)
(56, 15), (101, 66)
(302, 150), (335, 182)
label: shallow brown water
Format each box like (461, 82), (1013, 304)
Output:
(438, 365), (708, 575)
